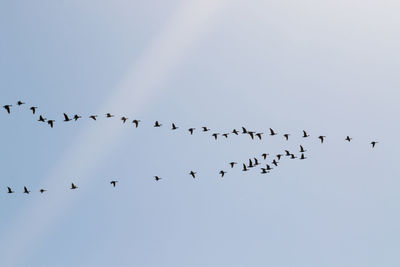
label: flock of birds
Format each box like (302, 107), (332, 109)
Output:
(2, 101), (379, 195)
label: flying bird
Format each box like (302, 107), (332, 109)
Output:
(7, 187), (14, 194)
(232, 129), (239, 135)
(47, 120), (55, 128)
(219, 170), (227, 178)
(73, 115), (82, 121)
(89, 115), (98, 121)
(345, 136), (353, 142)
(283, 134), (290, 140)
(110, 181), (118, 187)
(229, 162), (237, 168)
(300, 153), (307, 160)
(121, 117), (128, 123)
(154, 176), (162, 181)
(63, 113), (71, 122)
(38, 115), (46, 122)
(242, 164), (249, 172)
(23, 186), (30, 194)
(132, 119), (141, 128)
(371, 141), (378, 148)
(290, 154), (297, 159)
(318, 136), (326, 143)
(248, 131), (255, 140)
(106, 113), (114, 118)
(30, 106), (38, 114)
(71, 183), (78, 190)
(256, 133), (263, 140)
(171, 123), (179, 130)
(212, 133), (219, 140)
(39, 189), (47, 193)
(154, 121), (162, 127)
(222, 133), (229, 138)
(303, 130), (310, 138)
(261, 168), (269, 174)
(202, 127), (210, 132)
(188, 128), (195, 135)
(285, 150), (291, 156)
(269, 128), (277, 136)
(3, 105), (12, 114)
(254, 158), (260, 166)
(276, 154), (283, 160)
(262, 153), (269, 160)
(242, 127), (248, 134)
(189, 171), (197, 178)
(248, 159), (254, 168)
(266, 164), (273, 171)
(272, 159), (278, 167)
(300, 145), (306, 153)
(17, 101), (25, 106)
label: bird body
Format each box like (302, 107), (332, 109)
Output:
(189, 171), (196, 178)
(47, 120), (55, 128)
(23, 186), (30, 194)
(7, 187), (14, 194)
(3, 105), (12, 114)
(71, 183), (78, 190)
(110, 181), (118, 187)
(63, 113), (71, 122)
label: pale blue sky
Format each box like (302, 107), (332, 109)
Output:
(0, 0), (399, 266)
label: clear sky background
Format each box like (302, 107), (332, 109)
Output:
(0, 0), (399, 266)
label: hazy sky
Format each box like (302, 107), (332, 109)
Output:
(0, 0), (399, 266)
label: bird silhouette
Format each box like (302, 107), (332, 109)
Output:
(3, 105), (12, 114)
(154, 121), (162, 127)
(121, 117), (128, 123)
(63, 113), (71, 122)
(300, 153), (307, 160)
(276, 154), (283, 160)
(261, 168), (269, 174)
(254, 158), (260, 166)
(371, 141), (378, 148)
(132, 119), (141, 128)
(188, 128), (195, 135)
(89, 115), (97, 121)
(248, 159), (254, 168)
(303, 130), (310, 138)
(300, 145), (306, 153)
(71, 183), (78, 190)
(39, 189), (47, 193)
(232, 129), (239, 135)
(222, 133), (229, 138)
(73, 115), (82, 121)
(219, 170), (227, 178)
(318, 136), (326, 143)
(272, 159), (278, 166)
(202, 127), (210, 132)
(110, 181), (118, 187)
(17, 101), (25, 106)
(106, 113), (114, 118)
(290, 154), (297, 159)
(30, 106), (38, 114)
(285, 150), (291, 156)
(7, 187), (14, 194)
(38, 115), (46, 122)
(154, 176), (162, 181)
(242, 164), (249, 171)
(266, 164), (273, 171)
(189, 171), (196, 178)
(212, 133), (219, 140)
(242, 127), (248, 134)
(262, 153), (269, 160)
(47, 120), (55, 128)
(23, 186), (30, 194)
(171, 123), (179, 130)
(229, 162), (237, 168)
(284, 134), (290, 140)
(256, 133), (263, 140)
(248, 132), (255, 140)
(269, 128), (277, 136)
(345, 136), (353, 142)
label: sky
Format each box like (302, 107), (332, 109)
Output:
(0, 0), (399, 266)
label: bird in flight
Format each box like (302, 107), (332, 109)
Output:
(248, 159), (254, 168)
(219, 170), (227, 178)
(17, 101), (25, 106)
(3, 105), (12, 114)
(371, 141), (378, 148)
(154, 176), (162, 181)
(121, 117), (128, 123)
(171, 123), (179, 130)
(262, 153), (269, 160)
(290, 154), (297, 159)
(30, 106), (38, 114)
(242, 164), (249, 172)
(89, 115), (97, 121)
(345, 136), (353, 142)
(266, 164), (273, 171)
(303, 130), (310, 138)
(285, 150), (291, 156)
(256, 133), (263, 140)
(283, 134), (290, 140)
(229, 162), (237, 168)
(132, 119), (141, 128)
(106, 113), (114, 118)
(212, 133), (219, 140)
(7, 187), (14, 194)
(269, 128), (277, 136)
(318, 136), (326, 143)
(47, 120), (55, 128)
(63, 113), (72, 122)
(248, 131), (255, 140)
(23, 186), (30, 194)
(276, 154), (283, 160)
(261, 168), (269, 174)
(188, 128), (195, 135)
(272, 159), (279, 166)
(39, 189), (47, 193)
(110, 180), (118, 187)
(154, 121), (162, 127)
(71, 183), (78, 190)
(73, 115), (82, 121)
(38, 115), (46, 122)
(300, 153), (307, 160)
(189, 171), (197, 178)
(300, 145), (306, 153)
(202, 127), (210, 132)
(232, 129), (239, 135)
(242, 127), (248, 134)
(222, 133), (229, 138)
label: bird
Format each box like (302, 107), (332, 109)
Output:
(371, 141), (378, 148)
(7, 187), (14, 194)
(269, 128), (277, 136)
(262, 153), (269, 160)
(188, 128), (195, 135)
(219, 170), (227, 178)
(47, 120), (55, 128)
(39, 189), (47, 193)
(121, 117), (128, 123)
(171, 123), (179, 130)
(202, 127), (210, 132)
(154, 121), (162, 127)
(63, 113), (71, 122)
(256, 133), (263, 140)
(242, 164), (249, 171)
(283, 134), (290, 140)
(222, 133), (229, 138)
(23, 186), (30, 194)
(89, 115), (98, 120)
(318, 136), (326, 143)
(248, 131), (255, 140)
(248, 159), (254, 168)
(290, 154), (297, 159)
(106, 113), (114, 118)
(345, 136), (353, 142)
(132, 119), (141, 128)
(212, 133), (219, 140)
(38, 115), (46, 122)
(303, 130), (310, 138)
(300, 145), (306, 153)
(154, 176), (162, 181)
(266, 164), (273, 171)
(232, 129), (239, 135)
(3, 105), (12, 114)
(30, 106), (38, 114)
(261, 168), (269, 174)
(285, 150), (291, 156)
(229, 162), (237, 168)
(254, 158), (260, 166)
(17, 101), (25, 106)
(276, 154), (283, 160)
(300, 153), (307, 160)
(110, 181), (118, 187)
(73, 115), (82, 121)
(189, 171), (196, 178)
(71, 183), (78, 190)
(242, 127), (248, 134)
(272, 159), (278, 166)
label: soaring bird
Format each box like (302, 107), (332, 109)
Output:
(302, 130), (310, 138)
(154, 176), (162, 181)
(110, 180), (118, 187)
(262, 153), (269, 160)
(132, 119), (141, 128)
(202, 127), (210, 132)
(283, 134), (290, 140)
(23, 186), (30, 194)
(254, 158), (260, 166)
(171, 123), (179, 130)
(232, 129), (239, 135)
(242, 127), (248, 134)
(248, 159), (254, 168)
(38, 115), (46, 122)
(154, 121), (162, 127)
(300, 153), (307, 160)
(39, 189), (47, 193)
(106, 113), (114, 118)
(256, 133), (263, 140)
(121, 117), (128, 123)
(285, 150), (291, 156)
(89, 115), (98, 121)
(17, 101), (25, 106)
(7, 187), (14, 194)
(47, 120), (55, 128)
(3, 105), (12, 114)
(188, 128), (195, 135)
(189, 171), (197, 178)
(63, 113), (71, 122)
(261, 168), (269, 174)
(222, 133), (229, 138)
(290, 154), (297, 159)
(229, 162), (237, 168)
(272, 159), (278, 167)
(266, 164), (273, 171)
(212, 133), (219, 140)
(318, 136), (326, 143)
(345, 136), (353, 142)
(300, 145), (306, 153)
(371, 141), (378, 148)
(30, 106), (38, 114)
(248, 131), (255, 140)
(71, 183), (78, 190)
(269, 128), (277, 136)
(219, 170), (227, 178)
(73, 115), (82, 121)
(276, 154), (283, 160)
(242, 164), (249, 172)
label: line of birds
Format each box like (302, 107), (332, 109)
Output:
(2, 101), (379, 147)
